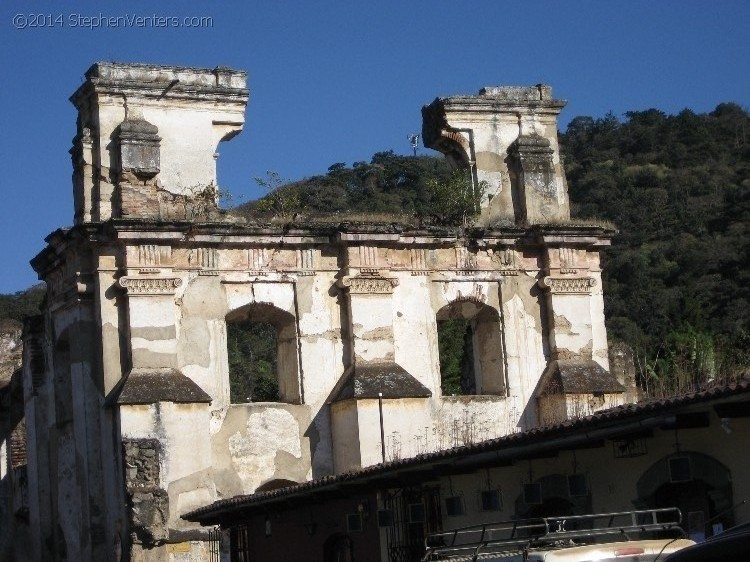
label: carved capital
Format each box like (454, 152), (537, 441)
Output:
(539, 276), (596, 294)
(341, 275), (399, 295)
(119, 276), (183, 296)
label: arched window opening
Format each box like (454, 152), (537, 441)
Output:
(437, 318), (476, 395)
(436, 301), (504, 396)
(227, 319), (278, 402)
(226, 303), (300, 404)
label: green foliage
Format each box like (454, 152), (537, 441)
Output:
(237, 151), (454, 220)
(426, 169), (486, 226)
(253, 171), (301, 219)
(226, 320), (279, 402)
(0, 285), (45, 323)
(561, 103), (750, 394)
(241, 153), (489, 226)
(437, 319), (475, 395)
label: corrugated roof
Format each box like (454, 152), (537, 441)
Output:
(184, 380), (750, 523)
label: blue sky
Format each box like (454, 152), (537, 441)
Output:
(0, 1), (748, 293)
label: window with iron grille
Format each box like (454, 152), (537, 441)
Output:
(208, 528), (222, 562)
(383, 487), (442, 562)
(231, 524), (251, 562)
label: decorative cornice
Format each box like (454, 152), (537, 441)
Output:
(341, 275), (399, 295)
(539, 276), (596, 294)
(118, 276), (182, 295)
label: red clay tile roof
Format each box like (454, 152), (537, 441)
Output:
(184, 379), (750, 523)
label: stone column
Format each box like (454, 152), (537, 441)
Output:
(536, 244), (625, 423)
(70, 127), (95, 224)
(116, 274), (211, 553)
(116, 274), (211, 404)
(21, 316), (55, 562)
(341, 271), (400, 365)
(539, 273), (599, 361)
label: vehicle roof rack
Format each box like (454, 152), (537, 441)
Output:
(423, 507), (684, 561)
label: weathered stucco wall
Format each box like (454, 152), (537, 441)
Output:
(20, 63), (623, 562)
(69, 63), (249, 223)
(25, 224), (616, 561)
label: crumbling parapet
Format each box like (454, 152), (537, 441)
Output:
(69, 62), (248, 223)
(422, 84), (569, 225)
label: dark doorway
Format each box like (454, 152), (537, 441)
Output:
(637, 453), (734, 539)
(323, 533), (353, 562)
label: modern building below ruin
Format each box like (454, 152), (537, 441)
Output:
(15, 62), (631, 561)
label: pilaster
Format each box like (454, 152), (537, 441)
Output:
(117, 274), (210, 405)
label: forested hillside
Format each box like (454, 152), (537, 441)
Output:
(0, 285), (44, 382)
(2, 104), (747, 398)
(236, 151), (454, 221)
(561, 104), (749, 394)
(0, 285), (44, 325)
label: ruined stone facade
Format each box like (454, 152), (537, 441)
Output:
(0, 321), (30, 560)
(20, 64), (627, 561)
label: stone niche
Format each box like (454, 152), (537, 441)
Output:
(118, 116), (161, 179)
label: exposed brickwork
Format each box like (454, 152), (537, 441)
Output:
(123, 439), (169, 546)
(118, 177), (160, 219)
(10, 420), (26, 468)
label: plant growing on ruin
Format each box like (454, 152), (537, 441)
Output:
(425, 169), (487, 226)
(160, 183), (222, 221)
(253, 171), (301, 219)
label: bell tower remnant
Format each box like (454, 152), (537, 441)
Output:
(422, 84), (570, 225)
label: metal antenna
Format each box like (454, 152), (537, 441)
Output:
(407, 133), (420, 156)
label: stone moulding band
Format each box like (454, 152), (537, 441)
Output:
(341, 275), (399, 294)
(539, 276), (596, 294)
(119, 276), (183, 295)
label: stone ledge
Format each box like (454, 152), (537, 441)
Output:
(538, 359), (625, 396)
(116, 368), (212, 405)
(329, 362), (431, 402)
